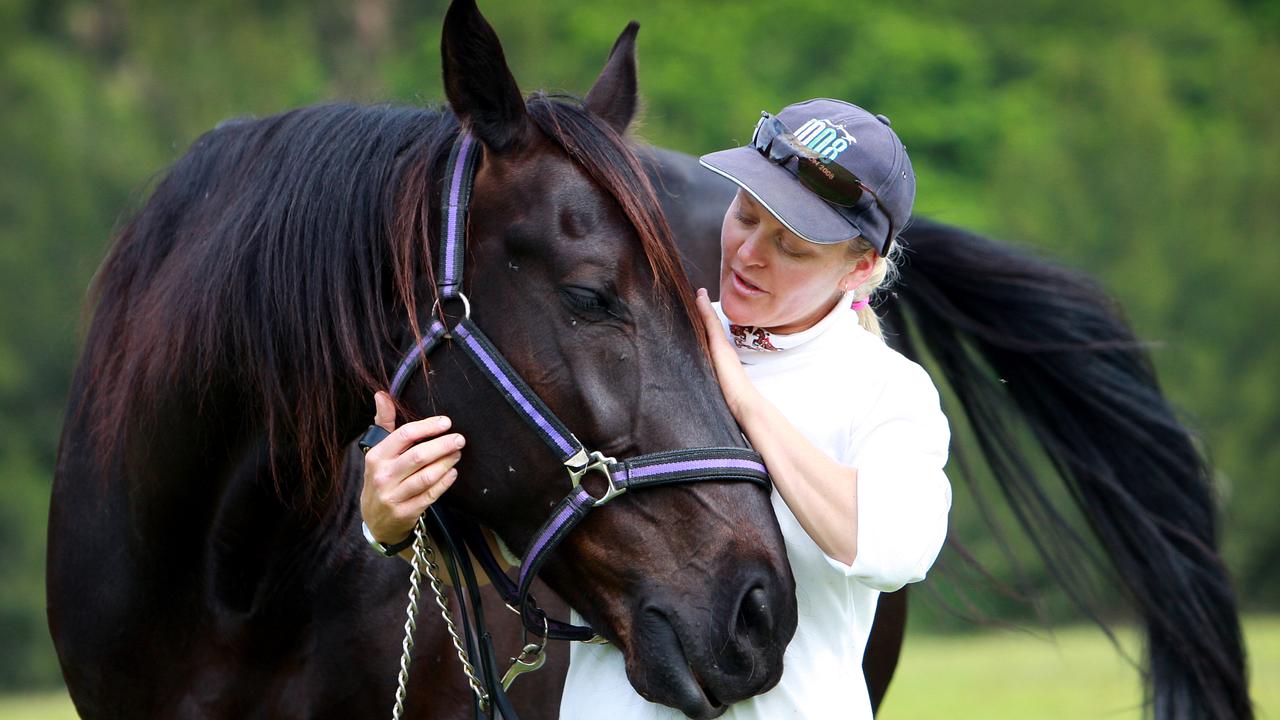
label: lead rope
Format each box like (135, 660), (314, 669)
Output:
(391, 516), (490, 720)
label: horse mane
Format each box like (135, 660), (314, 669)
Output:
(79, 96), (696, 514)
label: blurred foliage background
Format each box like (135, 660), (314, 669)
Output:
(1, 0), (1277, 696)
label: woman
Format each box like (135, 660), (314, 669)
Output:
(361, 98), (952, 719)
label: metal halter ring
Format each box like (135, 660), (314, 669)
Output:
(567, 450), (625, 505)
(437, 292), (472, 339)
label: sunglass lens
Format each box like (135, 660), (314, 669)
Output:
(795, 158), (863, 207)
(753, 116), (786, 151)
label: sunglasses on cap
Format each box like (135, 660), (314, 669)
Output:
(751, 112), (897, 255)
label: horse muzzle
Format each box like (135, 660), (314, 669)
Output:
(621, 559), (797, 718)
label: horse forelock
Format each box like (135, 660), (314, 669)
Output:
(80, 102), (459, 515)
(525, 95), (707, 359)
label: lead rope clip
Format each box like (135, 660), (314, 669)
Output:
(500, 642), (547, 691)
(502, 612), (549, 691)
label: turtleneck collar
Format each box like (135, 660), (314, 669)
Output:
(727, 291), (855, 353)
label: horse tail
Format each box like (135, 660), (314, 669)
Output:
(886, 219), (1251, 719)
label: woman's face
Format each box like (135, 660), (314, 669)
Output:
(719, 190), (872, 334)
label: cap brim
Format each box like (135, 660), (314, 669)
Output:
(699, 146), (863, 245)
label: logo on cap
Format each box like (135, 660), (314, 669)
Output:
(792, 118), (856, 161)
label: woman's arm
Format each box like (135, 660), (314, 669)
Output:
(694, 290), (859, 564)
(737, 390), (861, 564)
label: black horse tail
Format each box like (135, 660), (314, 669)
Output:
(886, 219), (1251, 719)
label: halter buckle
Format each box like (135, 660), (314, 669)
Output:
(567, 450), (625, 505)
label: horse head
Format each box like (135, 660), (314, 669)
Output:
(388, 1), (798, 714)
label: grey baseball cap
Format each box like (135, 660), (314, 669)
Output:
(699, 98), (915, 254)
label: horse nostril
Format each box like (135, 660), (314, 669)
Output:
(735, 585), (774, 643)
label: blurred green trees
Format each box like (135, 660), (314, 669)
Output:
(2, 0), (1276, 689)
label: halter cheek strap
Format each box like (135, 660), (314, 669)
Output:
(437, 133), (480, 302)
(452, 321), (585, 464)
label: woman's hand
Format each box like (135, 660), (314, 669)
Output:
(695, 288), (761, 420)
(360, 391), (464, 548)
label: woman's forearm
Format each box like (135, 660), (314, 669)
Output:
(737, 390), (859, 565)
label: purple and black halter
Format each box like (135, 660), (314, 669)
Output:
(361, 131), (771, 719)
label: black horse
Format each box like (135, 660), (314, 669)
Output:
(49, 1), (1251, 718)
(49, 2), (799, 718)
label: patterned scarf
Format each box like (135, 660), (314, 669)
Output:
(729, 325), (781, 352)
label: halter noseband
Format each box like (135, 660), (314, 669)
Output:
(365, 131), (772, 719)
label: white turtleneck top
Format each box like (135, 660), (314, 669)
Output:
(559, 297), (952, 719)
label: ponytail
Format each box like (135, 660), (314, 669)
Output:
(847, 236), (900, 341)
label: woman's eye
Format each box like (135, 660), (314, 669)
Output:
(735, 211), (757, 226)
(776, 239), (806, 258)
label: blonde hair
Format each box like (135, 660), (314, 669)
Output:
(846, 235), (900, 341)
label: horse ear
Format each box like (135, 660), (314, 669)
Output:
(441, 0), (532, 153)
(584, 22), (640, 135)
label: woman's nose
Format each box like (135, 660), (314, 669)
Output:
(736, 232), (768, 266)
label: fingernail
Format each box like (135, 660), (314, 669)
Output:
(445, 468), (458, 482)
(438, 416), (452, 431)
(454, 434), (466, 449)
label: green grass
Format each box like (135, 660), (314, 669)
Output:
(880, 615), (1280, 719)
(7, 616), (1277, 718)
(0, 692), (79, 720)
(878, 624), (1147, 718)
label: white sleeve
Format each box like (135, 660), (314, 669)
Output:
(823, 361), (952, 592)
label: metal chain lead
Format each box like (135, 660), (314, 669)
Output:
(391, 515), (490, 720)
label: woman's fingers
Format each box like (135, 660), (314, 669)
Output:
(694, 288), (758, 420)
(367, 413), (453, 460)
(373, 391), (396, 432)
(398, 467), (460, 515)
(361, 432), (462, 541)
(387, 451), (462, 503)
(695, 288), (739, 367)
(694, 288), (719, 338)
(385, 431), (465, 480)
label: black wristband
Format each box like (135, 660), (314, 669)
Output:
(381, 532), (417, 556)
(359, 425), (391, 454)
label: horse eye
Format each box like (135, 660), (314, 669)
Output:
(561, 286), (629, 324)
(561, 286), (608, 312)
